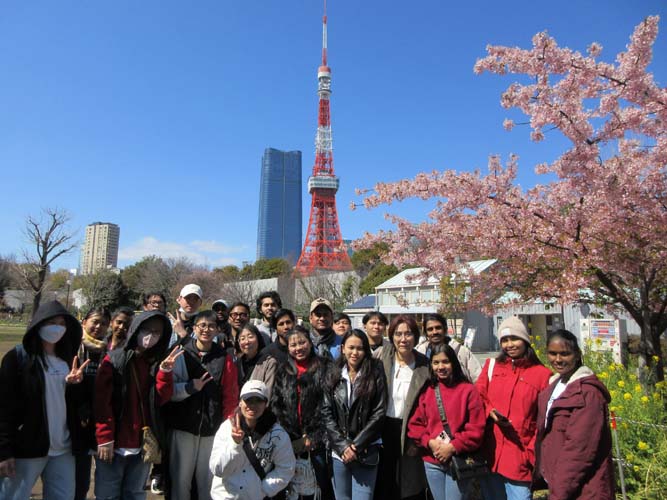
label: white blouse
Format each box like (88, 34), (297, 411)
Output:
(386, 360), (415, 419)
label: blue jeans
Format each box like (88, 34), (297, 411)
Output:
(94, 453), (151, 500)
(331, 457), (378, 500)
(0, 453), (75, 500)
(480, 472), (532, 500)
(423, 461), (470, 500)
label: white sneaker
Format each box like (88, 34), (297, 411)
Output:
(150, 477), (165, 495)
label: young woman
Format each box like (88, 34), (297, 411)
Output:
(0, 300), (88, 500)
(323, 329), (387, 500)
(94, 310), (182, 500)
(534, 330), (615, 499)
(236, 323), (267, 387)
(74, 306), (112, 500)
(272, 326), (336, 500)
(209, 380), (295, 499)
(416, 313), (481, 382)
(407, 344), (486, 500)
(108, 306), (134, 350)
(475, 316), (551, 500)
(376, 315), (430, 500)
(166, 310), (239, 500)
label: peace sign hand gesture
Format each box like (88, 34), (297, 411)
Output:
(231, 409), (245, 444)
(168, 310), (188, 339)
(193, 371), (213, 392)
(160, 346), (185, 371)
(65, 356), (90, 384)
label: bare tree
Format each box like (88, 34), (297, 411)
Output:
(19, 208), (77, 315)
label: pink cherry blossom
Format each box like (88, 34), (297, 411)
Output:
(354, 16), (666, 383)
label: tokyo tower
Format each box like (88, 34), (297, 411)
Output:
(295, 0), (353, 276)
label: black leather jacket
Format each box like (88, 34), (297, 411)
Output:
(323, 359), (387, 457)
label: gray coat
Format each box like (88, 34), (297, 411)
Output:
(377, 345), (430, 452)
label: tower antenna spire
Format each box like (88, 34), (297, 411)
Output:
(295, 0), (353, 276)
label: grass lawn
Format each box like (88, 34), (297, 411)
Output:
(0, 324), (26, 357)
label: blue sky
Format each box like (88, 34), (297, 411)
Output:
(1, 0), (665, 271)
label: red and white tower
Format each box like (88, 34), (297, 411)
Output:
(295, 0), (353, 276)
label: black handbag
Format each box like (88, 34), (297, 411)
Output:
(355, 444), (380, 466)
(434, 385), (489, 481)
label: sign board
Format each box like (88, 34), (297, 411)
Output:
(580, 318), (627, 364)
(463, 327), (476, 350)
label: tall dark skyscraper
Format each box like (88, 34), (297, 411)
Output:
(257, 148), (303, 263)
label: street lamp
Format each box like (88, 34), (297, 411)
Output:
(65, 278), (72, 309)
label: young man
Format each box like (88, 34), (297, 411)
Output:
(142, 292), (167, 313)
(363, 311), (391, 353)
(228, 302), (271, 348)
(416, 313), (481, 382)
(165, 310), (239, 500)
(308, 297), (342, 360)
(255, 291), (282, 342)
(169, 284), (204, 346)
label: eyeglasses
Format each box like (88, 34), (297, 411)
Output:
(195, 323), (218, 331)
(393, 332), (414, 339)
(148, 301), (164, 307)
(230, 312), (249, 319)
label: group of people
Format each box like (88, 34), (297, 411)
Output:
(0, 284), (616, 500)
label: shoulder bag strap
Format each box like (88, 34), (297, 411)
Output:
(433, 384), (454, 438)
(242, 436), (267, 480)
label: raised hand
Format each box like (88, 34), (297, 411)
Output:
(231, 409), (245, 444)
(65, 356), (90, 384)
(192, 371), (213, 392)
(168, 310), (188, 338)
(160, 346), (185, 371)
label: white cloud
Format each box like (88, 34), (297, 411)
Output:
(119, 237), (247, 268)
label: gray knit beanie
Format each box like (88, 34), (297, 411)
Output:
(497, 316), (530, 344)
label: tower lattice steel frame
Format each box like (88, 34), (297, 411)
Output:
(295, 0), (353, 276)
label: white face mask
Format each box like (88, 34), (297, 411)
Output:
(39, 324), (67, 344)
(137, 329), (160, 349)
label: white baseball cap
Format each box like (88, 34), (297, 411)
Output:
(240, 380), (269, 401)
(179, 284), (203, 299)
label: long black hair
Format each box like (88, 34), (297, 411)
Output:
(284, 325), (324, 374)
(429, 343), (470, 386)
(335, 329), (383, 401)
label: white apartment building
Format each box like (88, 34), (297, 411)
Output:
(79, 222), (120, 275)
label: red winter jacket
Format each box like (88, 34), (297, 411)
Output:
(535, 366), (615, 500)
(475, 357), (551, 482)
(407, 381), (485, 465)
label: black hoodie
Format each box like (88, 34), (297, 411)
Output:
(0, 300), (84, 461)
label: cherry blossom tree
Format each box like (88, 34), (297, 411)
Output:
(354, 17), (667, 382)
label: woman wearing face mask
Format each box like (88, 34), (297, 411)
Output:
(475, 316), (551, 500)
(74, 306), (112, 500)
(272, 326), (336, 500)
(0, 300), (88, 500)
(93, 310), (182, 500)
(323, 329), (387, 500)
(236, 324), (267, 388)
(407, 344), (486, 500)
(534, 330), (614, 500)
